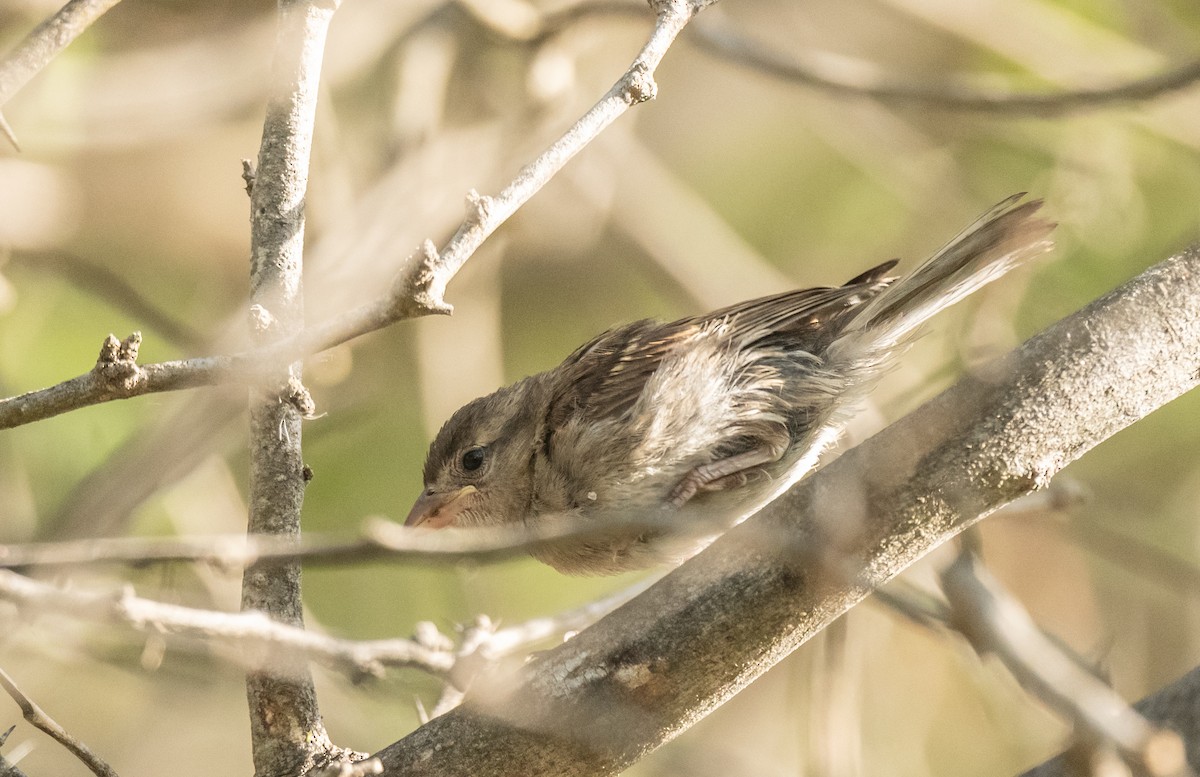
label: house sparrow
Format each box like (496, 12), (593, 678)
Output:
(405, 194), (1055, 575)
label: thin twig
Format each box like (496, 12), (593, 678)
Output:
(0, 338), (236, 430)
(434, 579), (656, 710)
(691, 11), (1200, 116)
(941, 553), (1190, 777)
(0, 570), (454, 680)
(485, 578), (654, 656)
(0, 665), (118, 777)
(869, 581), (952, 632)
(0, 1), (124, 122)
(0, 570), (644, 688)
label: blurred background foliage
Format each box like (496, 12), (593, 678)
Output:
(2, 0), (1200, 774)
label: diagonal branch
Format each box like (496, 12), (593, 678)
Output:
(0, 666), (118, 777)
(0, 0), (125, 149)
(369, 245), (1200, 775)
(0, 0), (124, 110)
(941, 553), (1188, 776)
(1024, 663), (1200, 776)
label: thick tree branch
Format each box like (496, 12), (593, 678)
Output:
(370, 247), (1200, 775)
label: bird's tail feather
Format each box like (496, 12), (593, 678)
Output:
(843, 193), (1055, 351)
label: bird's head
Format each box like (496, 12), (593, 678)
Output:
(405, 378), (545, 530)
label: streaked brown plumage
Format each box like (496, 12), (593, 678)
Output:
(405, 194), (1055, 574)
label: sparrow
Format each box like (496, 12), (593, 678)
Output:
(405, 194), (1055, 575)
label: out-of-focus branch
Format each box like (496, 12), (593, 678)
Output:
(0, 516), (668, 570)
(7, 251), (207, 351)
(1024, 664), (1200, 777)
(0, 666), (117, 777)
(0, 0), (125, 148)
(941, 553), (1188, 777)
(0, 0), (123, 109)
(691, 11), (1200, 115)
(369, 247), (1200, 776)
(0, 482), (1071, 576)
(1073, 522), (1200, 597)
(457, 0), (646, 43)
(431, 580), (655, 712)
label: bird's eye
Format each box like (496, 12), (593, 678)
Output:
(460, 446), (486, 472)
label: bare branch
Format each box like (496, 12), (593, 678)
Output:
(0, 343), (233, 430)
(0, 569), (643, 690)
(691, 11), (1200, 116)
(0, 455), (1095, 574)
(240, 0), (343, 773)
(941, 553), (1189, 777)
(368, 246), (1200, 775)
(1024, 664), (1200, 777)
(430, 580), (656, 713)
(274, 0), (703, 337)
(0, 665), (118, 777)
(0, 570), (454, 680)
(0, 0), (124, 126)
(484, 579), (653, 657)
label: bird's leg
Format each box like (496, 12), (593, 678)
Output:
(669, 442), (785, 508)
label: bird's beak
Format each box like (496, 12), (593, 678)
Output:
(404, 485), (478, 529)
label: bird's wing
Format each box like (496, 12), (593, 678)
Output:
(548, 318), (693, 427)
(547, 260), (898, 427)
(707, 260), (896, 347)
